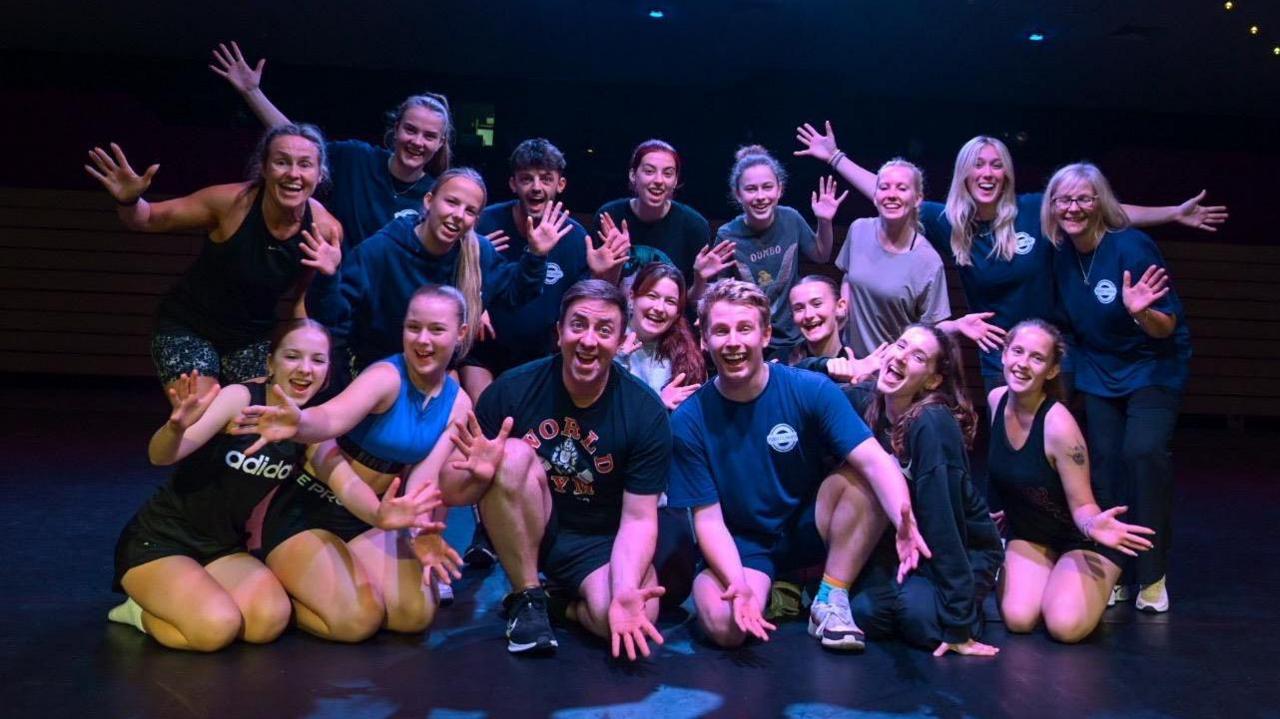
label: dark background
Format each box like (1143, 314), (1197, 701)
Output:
(2, 0), (1276, 238)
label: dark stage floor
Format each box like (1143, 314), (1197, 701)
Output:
(3, 379), (1278, 718)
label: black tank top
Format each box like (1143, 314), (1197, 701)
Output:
(133, 382), (306, 548)
(157, 189), (311, 346)
(987, 393), (1083, 547)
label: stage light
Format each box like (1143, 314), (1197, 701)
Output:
(1274, 46), (1280, 55)
(1027, 32), (1045, 42)
(1250, 25), (1260, 35)
(649, 9), (665, 19)
(1224, 1), (1233, 9)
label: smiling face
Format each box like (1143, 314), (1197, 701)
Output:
(1001, 324), (1061, 396)
(704, 299), (770, 389)
(1051, 177), (1100, 240)
(267, 326), (330, 404)
(874, 165), (921, 223)
(392, 106), (445, 176)
(735, 163), (782, 226)
(629, 150), (678, 210)
(263, 134), (322, 210)
(876, 326), (942, 400)
(422, 175), (484, 249)
(789, 280), (844, 347)
(964, 143), (1008, 210)
(558, 298), (623, 395)
(509, 166), (565, 221)
(402, 293), (464, 383)
(631, 276), (681, 342)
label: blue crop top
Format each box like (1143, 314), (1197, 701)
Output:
(337, 354), (460, 473)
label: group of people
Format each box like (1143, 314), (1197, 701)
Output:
(88, 42), (1223, 657)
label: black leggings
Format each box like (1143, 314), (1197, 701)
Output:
(1082, 387), (1180, 585)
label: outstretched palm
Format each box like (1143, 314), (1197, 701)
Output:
(1122, 266), (1170, 316)
(84, 143), (157, 204)
(449, 412), (513, 482)
(166, 371), (220, 430)
(608, 585), (666, 661)
(1087, 506), (1155, 556)
(811, 175), (849, 221)
(230, 385), (301, 455)
(209, 41), (264, 94)
(794, 121), (839, 164)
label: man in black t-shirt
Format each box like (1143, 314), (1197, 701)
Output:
(449, 279), (671, 658)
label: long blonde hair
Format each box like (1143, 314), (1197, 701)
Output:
(1039, 162), (1130, 248)
(430, 168), (487, 358)
(943, 136), (1018, 267)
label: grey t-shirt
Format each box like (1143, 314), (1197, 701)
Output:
(836, 217), (951, 356)
(717, 205), (816, 352)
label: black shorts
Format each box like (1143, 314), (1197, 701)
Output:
(730, 501), (827, 581)
(112, 514), (244, 593)
(1012, 533), (1128, 570)
(150, 319), (269, 386)
(258, 468), (373, 556)
(539, 510), (615, 593)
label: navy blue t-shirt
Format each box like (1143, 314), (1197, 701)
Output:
(305, 214), (547, 369)
(1053, 227), (1191, 397)
(475, 355), (671, 534)
(666, 364), (874, 540)
(325, 140), (435, 248)
(474, 200), (591, 353)
(920, 194), (1057, 379)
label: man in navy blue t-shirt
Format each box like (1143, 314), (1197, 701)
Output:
(447, 280), (669, 660)
(667, 280), (930, 651)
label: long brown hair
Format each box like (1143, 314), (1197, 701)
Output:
(863, 324), (977, 460)
(631, 262), (706, 384)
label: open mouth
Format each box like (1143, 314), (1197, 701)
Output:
(643, 310), (668, 326)
(720, 350), (747, 371)
(645, 186), (668, 201)
(287, 378), (313, 394)
(404, 145), (427, 160)
(574, 350), (599, 370)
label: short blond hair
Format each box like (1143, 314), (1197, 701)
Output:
(1040, 162), (1130, 247)
(697, 279), (770, 336)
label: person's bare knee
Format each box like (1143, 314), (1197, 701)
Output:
(179, 599), (243, 652)
(240, 588), (292, 644)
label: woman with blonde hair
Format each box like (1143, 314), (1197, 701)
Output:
(1042, 162), (1190, 613)
(796, 123), (1224, 392)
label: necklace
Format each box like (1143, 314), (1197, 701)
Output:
(1076, 251), (1095, 285)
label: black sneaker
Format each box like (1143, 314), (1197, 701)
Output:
(464, 523), (498, 569)
(504, 588), (558, 654)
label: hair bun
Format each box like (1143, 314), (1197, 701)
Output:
(734, 144), (772, 162)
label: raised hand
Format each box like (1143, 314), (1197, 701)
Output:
(894, 504), (933, 584)
(526, 201), (573, 256)
(411, 532), (464, 586)
(1173, 190), (1228, 233)
(372, 477), (446, 531)
(721, 575), (775, 642)
(693, 239), (737, 282)
(1084, 506), (1155, 557)
(587, 221), (631, 277)
(954, 312), (1008, 352)
(84, 143), (158, 204)
(608, 585), (666, 661)
(165, 371), (220, 430)
(660, 372), (700, 410)
(229, 384), (301, 455)
(449, 413), (513, 483)
(619, 331), (643, 357)
(811, 175), (849, 221)
(794, 120), (840, 164)
(209, 41), (264, 94)
(299, 222), (342, 275)
(990, 510), (1007, 534)
(933, 638), (1000, 657)
(485, 228), (512, 254)
(477, 310), (496, 342)
(1122, 265), (1170, 316)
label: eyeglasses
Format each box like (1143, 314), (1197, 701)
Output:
(1052, 195), (1098, 209)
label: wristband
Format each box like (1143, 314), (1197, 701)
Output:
(828, 150), (846, 168)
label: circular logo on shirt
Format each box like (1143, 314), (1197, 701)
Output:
(766, 423), (799, 453)
(1094, 279), (1118, 304)
(545, 262), (564, 285)
(1014, 232), (1036, 255)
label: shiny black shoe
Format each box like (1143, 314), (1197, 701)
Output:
(464, 523), (498, 570)
(503, 588), (558, 654)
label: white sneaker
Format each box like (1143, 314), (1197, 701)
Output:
(1136, 576), (1169, 613)
(807, 588), (865, 651)
(1107, 584), (1131, 608)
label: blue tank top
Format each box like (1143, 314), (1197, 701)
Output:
(338, 354), (459, 471)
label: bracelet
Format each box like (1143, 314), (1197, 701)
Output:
(828, 150), (846, 168)
(117, 195), (141, 207)
(1131, 308), (1148, 326)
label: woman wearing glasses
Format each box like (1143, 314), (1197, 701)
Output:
(1042, 163), (1190, 614)
(796, 124), (1223, 394)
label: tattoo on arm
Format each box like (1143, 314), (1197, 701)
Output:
(1068, 444), (1087, 467)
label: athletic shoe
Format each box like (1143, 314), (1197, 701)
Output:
(503, 588), (558, 654)
(807, 588), (865, 651)
(766, 581), (804, 622)
(1136, 576), (1169, 613)
(1107, 584), (1131, 608)
(463, 524), (498, 569)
